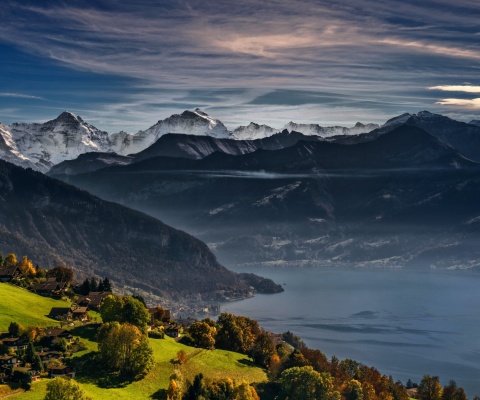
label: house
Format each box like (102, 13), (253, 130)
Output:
(48, 307), (72, 321)
(33, 278), (67, 296)
(70, 306), (89, 321)
(77, 292), (110, 310)
(165, 324), (181, 338)
(12, 366), (40, 381)
(0, 355), (18, 368)
(35, 350), (63, 364)
(2, 337), (27, 351)
(0, 266), (22, 282)
(43, 328), (74, 344)
(48, 365), (75, 378)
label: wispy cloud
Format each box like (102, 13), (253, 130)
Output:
(429, 85), (480, 93)
(436, 98), (480, 109)
(0, 0), (479, 129)
(0, 92), (45, 100)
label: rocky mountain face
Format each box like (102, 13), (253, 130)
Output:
(0, 159), (281, 301)
(56, 125), (480, 270)
(1, 109), (379, 172)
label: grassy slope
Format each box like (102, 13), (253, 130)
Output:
(0, 283), (70, 330)
(0, 283), (266, 399)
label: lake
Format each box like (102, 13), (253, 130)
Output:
(221, 267), (480, 396)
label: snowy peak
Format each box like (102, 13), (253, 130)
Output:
(231, 122), (279, 140)
(282, 121), (379, 137)
(111, 109), (231, 155)
(469, 120), (480, 127)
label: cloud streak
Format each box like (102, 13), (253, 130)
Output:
(0, 0), (479, 130)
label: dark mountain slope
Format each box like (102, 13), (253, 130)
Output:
(0, 159), (280, 300)
(54, 126), (480, 268)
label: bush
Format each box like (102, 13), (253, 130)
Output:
(148, 328), (164, 339)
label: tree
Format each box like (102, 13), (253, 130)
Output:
(4, 253), (17, 267)
(233, 382), (260, 400)
(216, 313), (260, 354)
(183, 373), (207, 400)
(168, 370), (184, 400)
(46, 266), (74, 284)
(97, 322), (153, 379)
(122, 297), (150, 331)
(102, 277), (112, 292)
(0, 252), (4, 266)
(25, 341), (36, 364)
(18, 256), (35, 277)
(418, 375), (442, 400)
(99, 295), (150, 331)
(189, 321), (216, 349)
(8, 321), (22, 337)
(442, 381), (467, 400)
(249, 331), (276, 368)
(44, 377), (91, 400)
(279, 366), (338, 400)
(177, 350), (188, 365)
(132, 294), (147, 307)
(344, 379), (364, 400)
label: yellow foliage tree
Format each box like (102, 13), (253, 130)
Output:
(18, 256), (35, 277)
(4, 253), (17, 267)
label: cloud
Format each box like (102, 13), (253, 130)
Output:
(1, 0), (480, 129)
(0, 92), (45, 99)
(429, 85), (480, 93)
(436, 98), (480, 109)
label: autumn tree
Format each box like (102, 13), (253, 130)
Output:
(418, 375), (442, 400)
(97, 322), (153, 378)
(343, 379), (364, 400)
(4, 253), (17, 267)
(216, 313), (260, 354)
(249, 331), (276, 368)
(189, 321), (216, 349)
(44, 377), (91, 400)
(279, 366), (339, 400)
(167, 370), (184, 400)
(17, 256), (36, 277)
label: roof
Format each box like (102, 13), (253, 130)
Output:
(2, 337), (22, 343)
(44, 328), (70, 337)
(71, 306), (88, 314)
(0, 266), (21, 277)
(48, 308), (71, 318)
(33, 281), (66, 291)
(0, 355), (15, 361)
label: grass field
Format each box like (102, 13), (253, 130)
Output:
(0, 283), (71, 330)
(0, 283), (267, 399)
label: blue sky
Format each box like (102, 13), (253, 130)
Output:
(0, 0), (479, 132)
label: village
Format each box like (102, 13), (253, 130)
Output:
(0, 262), (215, 387)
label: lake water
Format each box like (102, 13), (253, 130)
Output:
(221, 267), (480, 396)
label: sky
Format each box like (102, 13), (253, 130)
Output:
(0, 0), (479, 133)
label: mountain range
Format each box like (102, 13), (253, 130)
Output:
(2, 107), (480, 295)
(0, 109), (379, 172)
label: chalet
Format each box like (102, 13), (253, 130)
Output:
(77, 292), (110, 310)
(13, 366), (40, 381)
(32, 278), (67, 296)
(35, 350), (63, 363)
(43, 328), (73, 344)
(70, 306), (89, 321)
(2, 337), (27, 351)
(165, 324), (181, 338)
(48, 364), (75, 378)
(0, 355), (18, 368)
(48, 307), (72, 321)
(0, 266), (22, 282)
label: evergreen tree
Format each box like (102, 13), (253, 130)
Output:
(90, 277), (98, 292)
(102, 277), (113, 292)
(25, 341), (36, 364)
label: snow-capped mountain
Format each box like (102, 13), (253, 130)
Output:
(231, 120), (379, 140)
(230, 122), (279, 140)
(111, 108), (230, 154)
(3, 112), (111, 172)
(469, 119), (480, 127)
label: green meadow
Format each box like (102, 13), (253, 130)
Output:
(0, 283), (266, 399)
